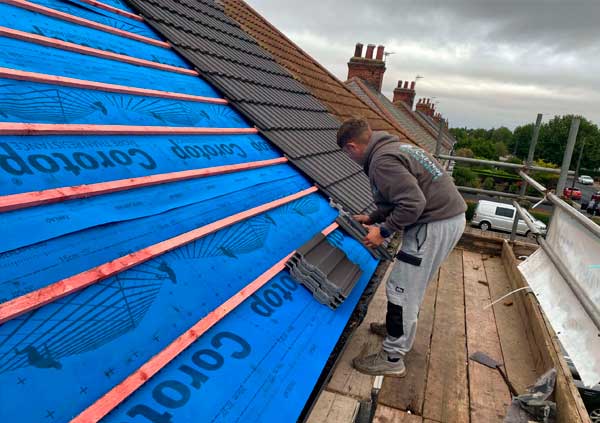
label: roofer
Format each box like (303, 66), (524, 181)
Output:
(337, 117), (467, 377)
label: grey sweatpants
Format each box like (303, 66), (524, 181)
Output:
(383, 213), (466, 358)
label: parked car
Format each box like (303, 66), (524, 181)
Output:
(471, 200), (547, 236)
(578, 175), (595, 185)
(564, 355), (600, 422)
(564, 187), (583, 201)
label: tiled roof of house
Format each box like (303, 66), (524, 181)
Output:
(125, 0), (378, 214)
(416, 109), (457, 149)
(219, 0), (426, 148)
(346, 76), (454, 153)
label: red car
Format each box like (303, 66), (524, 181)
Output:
(563, 187), (582, 200)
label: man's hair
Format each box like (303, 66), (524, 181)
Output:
(336, 117), (370, 148)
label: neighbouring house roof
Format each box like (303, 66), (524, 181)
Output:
(346, 76), (454, 154)
(126, 0), (376, 214)
(0, 0), (379, 421)
(219, 0), (429, 149)
(415, 109), (457, 149)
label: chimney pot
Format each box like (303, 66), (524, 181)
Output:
(354, 42), (363, 58)
(398, 80), (403, 88)
(403, 81), (409, 89)
(410, 81), (415, 90)
(365, 44), (375, 59)
(347, 43), (387, 92)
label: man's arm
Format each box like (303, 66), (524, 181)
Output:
(371, 155), (426, 235)
(368, 206), (392, 224)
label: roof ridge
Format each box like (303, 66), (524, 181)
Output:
(347, 77), (421, 146)
(222, 1), (420, 146)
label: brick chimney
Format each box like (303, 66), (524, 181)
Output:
(347, 42), (386, 92)
(433, 112), (449, 128)
(416, 98), (435, 118)
(392, 80), (416, 109)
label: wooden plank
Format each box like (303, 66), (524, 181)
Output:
(501, 242), (590, 423)
(462, 251), (511, 422)
(422, 249), (469, 423)
(0, 67), (227, 103)
(67, 0), (143, 20)
(457, 232), (503, 257)
(73, 223), (341, 422)
(378, 273), (439, 414)
(4, 0), (170, 47)
(306, 390), (360, 423)
(483, 256), (538, 394)
(326, 274), (389, 400)
(0, 158), (287, 212)
(0, 26), (197, 75)
(373, 405), (423, 423)
(0, 122), (257, 135)
(0, 187), (318, 324)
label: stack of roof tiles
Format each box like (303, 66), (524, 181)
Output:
(332, 201), (393, 261)
(286, 233), (363, 309)
(127, 0), (376, 214)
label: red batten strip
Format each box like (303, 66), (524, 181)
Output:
(321, 221), (339, 236)
(71, 222), (339, 423)
(0, 157), (288, 212)
(1, 0), (169, 48)
(0, 122), (257, 135)
(69, 0), (143, 21)
(0, 67), (227, 103)
(0, 26), (197, 75)
(0, 186), (318, 325)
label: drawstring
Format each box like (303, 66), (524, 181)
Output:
(416, 223), (428, 252)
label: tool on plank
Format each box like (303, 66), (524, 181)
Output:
(470, 351), (519, 396)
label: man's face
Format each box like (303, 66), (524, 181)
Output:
(342, 140), (367, 164)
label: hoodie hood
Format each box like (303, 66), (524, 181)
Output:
(363, 131), (401, 174)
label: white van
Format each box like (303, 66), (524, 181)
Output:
(471, 200), (547, 236)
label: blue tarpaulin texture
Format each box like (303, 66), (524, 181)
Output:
(0, 0), (378, 421)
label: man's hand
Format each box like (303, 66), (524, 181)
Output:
(363, 225), (385, 248)
(353, 214), (371, 224)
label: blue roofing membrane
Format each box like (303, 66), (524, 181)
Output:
(0, 1), (378, 421)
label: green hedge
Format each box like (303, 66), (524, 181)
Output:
(529, 210), (551, 225)
(471, 168), (521, 180)
(466, 200), (477, 221)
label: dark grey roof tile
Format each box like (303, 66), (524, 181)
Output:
(126, 0), (375, 213)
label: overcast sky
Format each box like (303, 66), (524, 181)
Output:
(246, 0), (600, 130)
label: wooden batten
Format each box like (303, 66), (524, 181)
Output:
(501, 240), (590, 423)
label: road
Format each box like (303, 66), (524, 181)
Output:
(567, 177), (599, 203)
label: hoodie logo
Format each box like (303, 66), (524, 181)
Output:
(399, 145), (443, 180)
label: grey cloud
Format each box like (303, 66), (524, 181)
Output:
(247, 0), (600, 128)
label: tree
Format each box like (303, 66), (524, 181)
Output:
(450, 116), (600, 170)
(491, 127), (513, 145)
(494, 141), (508, 158)
(536, 115), (599, 169)
(511, 123), (535, 159)
(455, 147), (474, 158)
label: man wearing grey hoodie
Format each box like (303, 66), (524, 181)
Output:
(337, 117), (466, 377)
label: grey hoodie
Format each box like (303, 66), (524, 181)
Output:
(363, 131), (466, 234)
